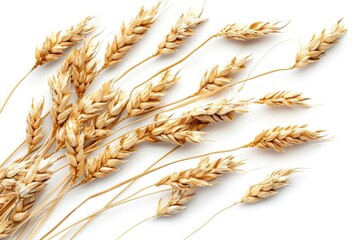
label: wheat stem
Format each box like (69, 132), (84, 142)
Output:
(0, 65), (36, 114)
(69, 146), (180, 238)
(116, 216), (154, 239)
(43, 188), (172, 240)
(184, 202), (238, 240)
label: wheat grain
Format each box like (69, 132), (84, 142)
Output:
(156, 187), (196, 217)
(65, 111), (85, 182)
(256, 91), (309, 107)
(217, 21), (284, 41)
(146, 114), (205, 145)
(294, 19), (346, 68)
(103, 3), (159, 68)
(155, 8), (207, 55)
(250, 125), (324, 152)
(241, 169), (296, 203)
(126, 70), (180, 116)
(35, 16), (95, 66)
(197, 55), (250, 95)
(26, 99), (45, 152)
(71, 37), (100, 98)
(156, 156), (244, 190)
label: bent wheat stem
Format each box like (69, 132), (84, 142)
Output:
(116, 216), (154, 239)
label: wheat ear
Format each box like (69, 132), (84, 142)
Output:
(294, 19), (346, 68)
(255, 91), (309, 107)
(185, 169), (297, 239)
(103, 3), (160, 69)
(26, 99), (45, 153)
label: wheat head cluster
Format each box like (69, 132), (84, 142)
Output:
(0, 1), (346, 239)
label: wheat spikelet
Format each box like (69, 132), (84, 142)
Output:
(156, 156), (244, 190)
(250, 125), (324, 152)
(48, 72), (73, 126)
(217, 21), (284, 41)
(256, 91), (309, 107)
(155, 8), (207, 55)
(26, 99), (45, 152)
(35, 16), (95, 66)
(58, 48), (76, 76)
(197, 55), (250, 95)
(103, 3), (159, 68)
(71, 37), (100, 98)
(241, 169), (296, 203)
(156, 188), (196, 217)
(294, 19), (346, 68)
(126, 70), (180, 116)
(65, 111), (85, 181)
(84, 128), (147, 182)
(0, 158), (53, 237)
(146, 114), (205, 145)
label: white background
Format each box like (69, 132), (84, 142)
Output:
(0, 0), (359, 239)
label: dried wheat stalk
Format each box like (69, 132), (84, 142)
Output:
(103, 3), (160, 68)
(35, 16), (95, 66)
(197, 55), (250, 95)
(156, 187), (196, 217)
(241, 169), (296, 203)
(249, 125), (324, 152)
(126, 70), (180, 116)
(26, 99), (45, 153)
(71, 37), (100, 98)
(255, 91), (309, 107)
(65, 111), (86, 182)
(217, 21), (284, 41)
(156, 156), (244, 190)
(294, 19), (346, 68)
(155, 8), (207, 55)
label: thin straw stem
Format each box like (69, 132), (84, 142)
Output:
(184, 202), (238, 239)
(0, 139), (26, 168)
(0, 65), (36, 114)
(116, 216), (154, 239)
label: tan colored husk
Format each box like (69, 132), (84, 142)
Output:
(256, 91), (309, 107)
(103, 3), (160, 68)
(155, 8), (207, 55)
(241, 169), (296, 203)
(156, 187), (196, 217)
(126, 70), (180, 116)
(35, 16), (95, 66)
(156, 156), (244, 190)
(26, 99), (45, 152)
(84, 128), (147, 182)
(217, 21), (284, 41)
(71, 37), (100, 98)
(146, 114), (205, 145)
(65, 111), (85, 181)
(197, 55), (250, 95)
(294, 19), (346, 68)
(0, 158), (53, 237)
(250, 125), (324, 152)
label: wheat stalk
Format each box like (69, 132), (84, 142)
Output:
(71, 37), (100, 98)
(249, 125), (324, 152)
(156, 156), (244, 190)
(197, 55), (250, 95)
(294, 19), (346, 68)
(155, 8), (207, 55)
(217, 21), (285, 41)
(255, 91), (309, 107)
(35, 16), (95, 67)
(126, 70), (180, 116)
(26, 99), (45, 153)
(241, 169), (296, 203)
(103, 3), (160, 69)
